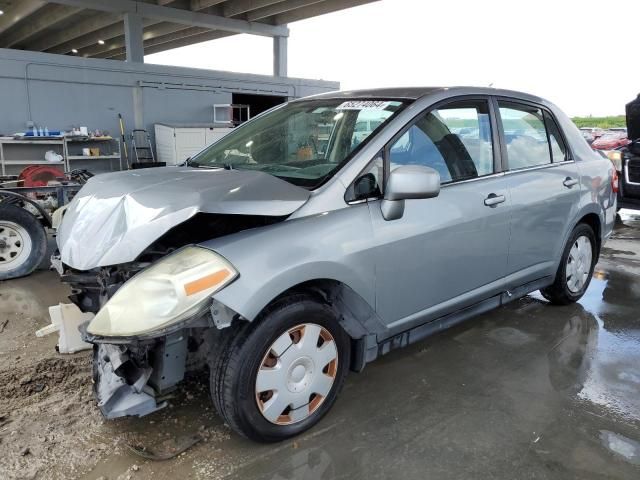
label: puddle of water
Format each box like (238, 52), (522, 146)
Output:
(600, 430), (640, 465)
(565, 270), (640, 422)
(486, 326), (536, 347)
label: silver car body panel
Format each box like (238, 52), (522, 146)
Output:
(205, 202), (378, 324)
(57, 167), (310, 270)
(369, 174), (513, 331)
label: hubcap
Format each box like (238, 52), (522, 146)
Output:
(0, 221), (32, 272)
(566, 235), (593, 293)
(255, 323), (338, 425)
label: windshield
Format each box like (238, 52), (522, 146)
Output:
(189, 99), (407, 188)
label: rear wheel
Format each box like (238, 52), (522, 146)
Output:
(541, 223), (596, 305)
(0, 204), (47, 280)
(211, 295), (350, 442)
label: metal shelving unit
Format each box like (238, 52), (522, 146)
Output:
(0, 136), (123, 176)
(67, 154), (120, 160)
(63, 137), (122, 173)
(0, 137), (66, 176)
(4, 160), (66, 165)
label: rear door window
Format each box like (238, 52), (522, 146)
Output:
(388, 100), (494, 184)
(498, 102), (552, 169)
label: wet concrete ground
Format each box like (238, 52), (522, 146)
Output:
(1, 211), (639, 479)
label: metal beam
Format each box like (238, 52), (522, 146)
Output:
(0, 4), (81, 47)
(274, 0), (379, 24)
(0, 0), (46, 36)
(48, 0), (289, 36)
(93, 26), (208, 58)
(273, 35), (287, 77)
(80, 22), (193, 57)
(144, 29), (233, 55)
(222, 0), (285, 18)
(189, 0), (226, 9)
(142, 26), (212, 47)
(47, 17), (156, 54)
(246, 0), (323, 21)
(124, 12), (144, 62)
(26, 12), (121, 51)
(84, 0), (282, 58)
(108, 30), (234, 59)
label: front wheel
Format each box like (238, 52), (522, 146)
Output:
(541, 223), (597, 305)
(0, 203), (48, 280)
(211, 295), (350, 442)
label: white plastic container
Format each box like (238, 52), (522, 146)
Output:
(36, 303), (93, 354)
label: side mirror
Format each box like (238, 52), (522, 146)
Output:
(351, 173), (379, 200)
(381, 165), (440, 221)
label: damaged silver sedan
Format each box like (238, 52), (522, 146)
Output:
(54, 87), (617, 442)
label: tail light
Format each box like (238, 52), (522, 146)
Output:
(612, 168), (619, 193)
(606, 150), (623, 171)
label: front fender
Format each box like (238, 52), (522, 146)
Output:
(201, 204), (377, 322)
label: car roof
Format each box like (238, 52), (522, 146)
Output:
(302, 86), (549, 104)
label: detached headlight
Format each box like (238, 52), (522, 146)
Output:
(87, 246), (238, 337)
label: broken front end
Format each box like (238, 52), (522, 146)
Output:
(60, 245), (241, 419)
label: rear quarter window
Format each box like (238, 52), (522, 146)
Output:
(543, 111), (568, 162)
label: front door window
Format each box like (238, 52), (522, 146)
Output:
(389, 100), (495, 183)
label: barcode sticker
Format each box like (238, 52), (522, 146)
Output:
(336, 101), (391, 110)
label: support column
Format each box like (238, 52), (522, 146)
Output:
(124, 13), (144, 63)
(132, 86), (144, 129)
(273, 35), (288, 77)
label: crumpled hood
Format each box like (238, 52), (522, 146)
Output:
(57, 167), (310, 270)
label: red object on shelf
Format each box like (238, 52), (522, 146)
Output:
(18, 165), (66, 187)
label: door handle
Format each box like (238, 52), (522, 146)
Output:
(484, 193), (506, 207)
(563, 177), (579, 188)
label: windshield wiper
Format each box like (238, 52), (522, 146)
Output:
(187, 160), (238, 170)
(187, 161), (225, 170)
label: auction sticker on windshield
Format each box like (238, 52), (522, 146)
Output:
(337, 100), (391, 110)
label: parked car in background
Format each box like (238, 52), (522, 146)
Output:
(592, 131), (630, 150)
(581, 130), (595, 144)
(54, 87), (617, 442)
(613, 94), (640, 210)
(580, 127), (605, 139)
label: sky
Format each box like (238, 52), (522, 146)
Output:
(146, 0), (640, 117)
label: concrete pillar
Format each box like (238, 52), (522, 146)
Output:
(124, 13), (144, 63)
(132, 86), (144, 129)
(273, 35), (287, 77)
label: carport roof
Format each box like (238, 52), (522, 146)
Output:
(0, 0), (379, 60)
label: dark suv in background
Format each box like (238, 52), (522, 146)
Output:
(614, 94), (640, 210)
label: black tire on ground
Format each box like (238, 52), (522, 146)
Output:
(0, 203), (48, 281)
(210, 294), (350, 442)
(540, 223), (597, 305)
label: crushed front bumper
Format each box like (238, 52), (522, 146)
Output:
(92, 331), (188, 419)
(94, 344), (161, 418)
